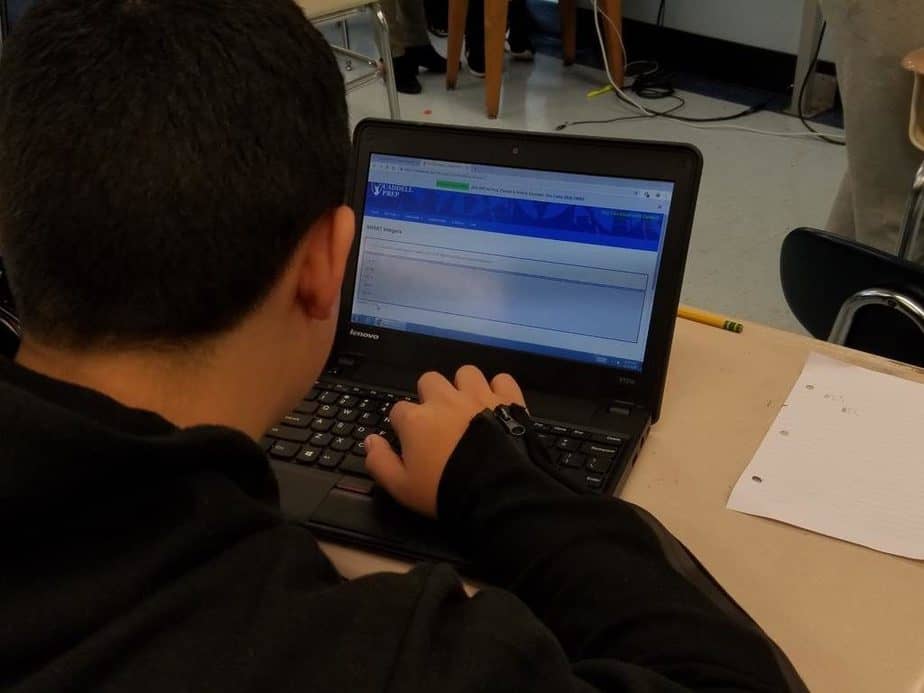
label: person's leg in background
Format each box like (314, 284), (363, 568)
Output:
(819, 0), (924, 262)
(380, 0), (448, 94)
(424, 0), (448, 37)
(464, 0), (533, 77)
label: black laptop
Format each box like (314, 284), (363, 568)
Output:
(266, 119), (702, 565)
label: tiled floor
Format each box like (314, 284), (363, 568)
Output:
(334, 26), (847, 333)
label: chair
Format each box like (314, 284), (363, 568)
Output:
(0, 258), (21, 358)
(780, 228), (924, 367)
(898, 48), (924, 260)
(445, 0), (624, 119)
(297, 0), (400, 119)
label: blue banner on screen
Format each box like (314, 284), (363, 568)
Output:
(351, 154), (675, 371)
(364, 183), (664, 252)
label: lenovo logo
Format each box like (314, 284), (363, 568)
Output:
(350, 328), (380, 340)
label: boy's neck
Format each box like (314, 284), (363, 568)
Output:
(15, 336), (272, 440)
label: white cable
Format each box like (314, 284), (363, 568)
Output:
(590, 0), (847, 143)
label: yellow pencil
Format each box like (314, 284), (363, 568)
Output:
(678, 305), (744, 333)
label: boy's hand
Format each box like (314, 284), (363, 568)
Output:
(364, 365), (526, 518)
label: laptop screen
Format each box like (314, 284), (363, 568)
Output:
(350, 154), (675, 372)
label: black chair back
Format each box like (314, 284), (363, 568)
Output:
(780, 228), (924, 367)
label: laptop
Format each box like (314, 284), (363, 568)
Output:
(266, 119), (702, 566)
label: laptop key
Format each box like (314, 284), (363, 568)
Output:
(592, 433), (624, 446)
(281, 413), (311, 428)
(331, 436), (354, 452)
(268, 425), (311, 443)
(377, 402), (391, 415)
(294, 400), (319, 415)
(586, 456), (612, 474)
(580, 442), (619, 458)
(318, 391), (339, 404)
(556, 437), (579, 451)
(352, 440), (367, 456)
(551, 425), (569, 435)
(318, 450), (343, 469)
(269, 440), (300, 460)
(358, 411), (380, 426)
(335, 476), (375, 495)
(331, 421), (354, 437)
(305, 388), (320, 401)
(537, 433), (556, 448)
(338, 408), (360, 423)
(297, 446), (322, 465)
(317, 404), (339, 419)
(560, 452), (585, 468)
(310, 432), (333, 448)
(310, 417), (334, 432)
(357, 399), (376, 411)
(352, 425), (371, 440)
(258, 437), (274, 452)
(570, 429), (589, 439)
(337, 395), (358, 408)
(585, 474), (604, 490)
(340, 454), (370, 477)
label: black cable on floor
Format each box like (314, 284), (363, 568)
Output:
(796, 22), (845, 146)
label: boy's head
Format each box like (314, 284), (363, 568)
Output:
(0, 0), (355, 430)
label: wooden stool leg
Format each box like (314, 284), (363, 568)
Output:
(560, 0), (577, 66)
(484, 0), (508, 118)
(446, 0), (468, 90)
(599, 0), (624, 87)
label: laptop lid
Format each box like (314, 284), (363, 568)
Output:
(334, 120), (701, 422)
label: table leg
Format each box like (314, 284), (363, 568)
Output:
(484, 0), (508, 118)
(446, 0), (468, 90)
(560, 0), (576, 66)
(599, 0), (624, 87)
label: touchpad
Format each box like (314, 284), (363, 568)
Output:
(270, 462), (339, 522)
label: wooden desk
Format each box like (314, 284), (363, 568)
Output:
(321, 319), (924, 693)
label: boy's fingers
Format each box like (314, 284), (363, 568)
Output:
(416, 370), (453, 403)
(490, 372), (526, 407)
(454, 364), (492, 401)
(364, 434), (407, 498)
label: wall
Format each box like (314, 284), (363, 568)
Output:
(547, 0), (834, 61)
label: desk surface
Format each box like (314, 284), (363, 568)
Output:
(321, 319), (924, 693)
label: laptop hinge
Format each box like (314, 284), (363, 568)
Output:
(607, 400), (634, 417)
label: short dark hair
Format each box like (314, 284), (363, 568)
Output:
(0, 0), (350, 347)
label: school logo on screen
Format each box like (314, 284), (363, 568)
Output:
(371, 183), (411, 198)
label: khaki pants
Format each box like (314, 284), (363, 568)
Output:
(819, 0), (924, 261)
(380, 0), (430, 57)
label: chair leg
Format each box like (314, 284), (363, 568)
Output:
(371, 3), (401, 119)
(484, 0), (508, 118)
(599, 0), (624, 87)
(446, 0), (468, 90)
(340, 20), (353, 71)
(897, 161), (924, 261)
(560, 0), (577, 66)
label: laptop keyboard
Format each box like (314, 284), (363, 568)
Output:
(262, 380), (627, 496)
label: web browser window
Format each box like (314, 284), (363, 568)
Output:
(351, 154), (674, 372)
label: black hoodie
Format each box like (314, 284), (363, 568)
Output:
(0, 357), (806, 692)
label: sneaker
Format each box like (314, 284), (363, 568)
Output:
(466, 48), (485, 78)
(506, 32), (534, 61)
(392, 54), (422, 94)
(405, 44), (448, 74)
(428, 22), (448, 38)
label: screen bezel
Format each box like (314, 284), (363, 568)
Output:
(336, 119), (702, 420)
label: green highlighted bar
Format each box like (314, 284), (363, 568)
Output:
(436, 180), (470, 191)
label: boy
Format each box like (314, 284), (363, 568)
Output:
(0, 1), (805, 690)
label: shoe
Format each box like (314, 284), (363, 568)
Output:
(466, 49), (485, 78)
(405, 44), (447, 74)
(506, 32), (534, 61)
(392, 54), (422, 94)
(428, 23), (448, 38)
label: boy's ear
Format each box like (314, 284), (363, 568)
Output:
(296, 205), (356, 320)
